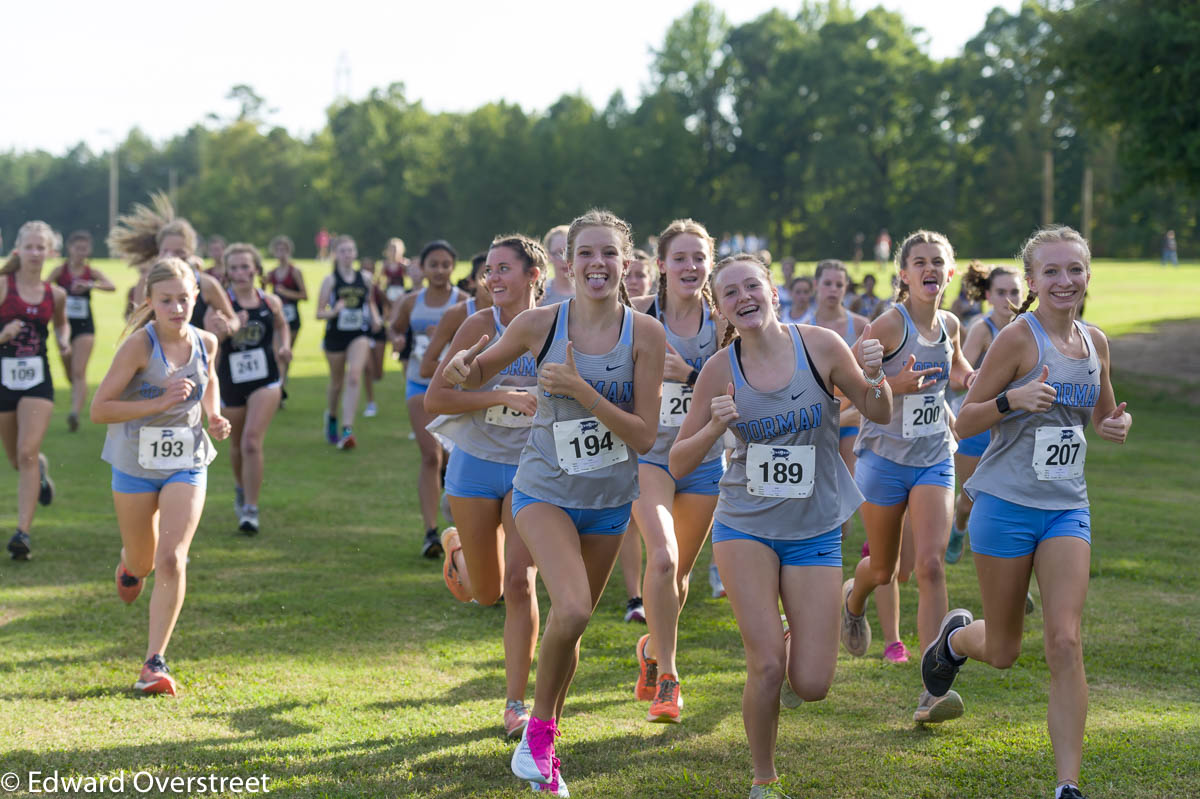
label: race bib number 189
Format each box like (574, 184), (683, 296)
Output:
(745, 443), (815, 498)
(552, 417), (628, 475)
(137, 426), (194, 471)
(1033, 426), (1086, 481)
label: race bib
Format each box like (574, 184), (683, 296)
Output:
(229, 348), (268, 384)
(485, 388), (534, 428)
(137, 426), (194, 471)
(902, 394), (946, 439)
(65, 295), (89, 319)
(553, 416), (628, 475)
(659, 382), (693, 428)
(336, 307), (364, 331)
(282, 303), (298, 324)
(745, 443), (815, 498)
(386, 285), (406, 303)
(1, 357), (44, 391)
(412, 333), (432, 361)
(1033, 425), (1087, 481)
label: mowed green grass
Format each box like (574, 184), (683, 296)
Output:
(0, 258), (1196, 798)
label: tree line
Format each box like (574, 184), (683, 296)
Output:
(2, 1), (1195, 262)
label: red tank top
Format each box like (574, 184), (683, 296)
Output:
(383, 262), (407, 287)
(55, 262), (93, 292)
(269, 265), (300, 293)
(0, 274), (55, 358)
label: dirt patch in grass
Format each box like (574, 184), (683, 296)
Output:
(1108, 318), (1200, 404)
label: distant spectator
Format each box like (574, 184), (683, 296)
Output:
(853, 231), (865, 267)
(717, 232), (732, 257)
(1162, 229), (1178, 266)
(315, 227), (331, 261)
(852, 273), (881, 318)
(874, 228), (891, 267)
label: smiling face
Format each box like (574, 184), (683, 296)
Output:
(422, 248), (455, 289)
(569, 226), (626, 300)
(900, 242), (954, 304)
(715, 260), (778, 334)
(1029, 241), (1090, 314)
(149, 276), (197, 329)
(662, 233), (712, 302)
(485, 245), (537, 309)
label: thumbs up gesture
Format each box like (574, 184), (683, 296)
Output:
(443, 334), (489, 386)
(855, 322), (884, 376)
(663, 341), (692, 382)
(1012, 365), (1056, 413)
(1097, 400), (1131, 444)
(709, 381), (739, 430)
(538, 340), (586, 400)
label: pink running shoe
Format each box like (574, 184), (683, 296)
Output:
(505, 699), (531, 740)
(883, 641), (910, 664)
(512, 715), (558, 784)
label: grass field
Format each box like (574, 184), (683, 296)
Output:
(0, 258), (1196, 798)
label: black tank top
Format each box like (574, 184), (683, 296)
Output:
(218, 289), (279, 387)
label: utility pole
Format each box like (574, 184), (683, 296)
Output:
(1081, 166), (1094, 240)
(168, 167), (178, 208)
(1042, 150), (1054, 227)
(108, 147), (119, 235)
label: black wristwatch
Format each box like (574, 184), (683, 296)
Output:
(686, 369), (700, 387)
(995, 391), (1011, 414)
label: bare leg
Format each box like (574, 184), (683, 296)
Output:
(408, 394), (443, 531)
(501, 492), (538, 704)
(325, 351), (346, 416)
(340, 336), (371, 428)
(69, 334), (94, 418)
(907, 484), (954, 652)
(848, 499), (907, 615)
(239, 387), (281, 505)
(618, 519), (643, 601)
(875, 513), (915, 647)
(14, 399), (54, 532)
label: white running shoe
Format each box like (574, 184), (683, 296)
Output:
(364, 402), (378, 418)
(709, 562), (726, 598)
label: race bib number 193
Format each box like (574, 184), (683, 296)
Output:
(137, 426), (194, 471)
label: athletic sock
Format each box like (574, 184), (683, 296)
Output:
(947, 629), (965, 662)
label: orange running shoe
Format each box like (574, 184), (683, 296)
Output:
(635, 633), (658, 701)
(134, 654), (177, 696)
(115, 561), (143, 604)
(647, 673), (682, 723)
(440, 528), (471, 602)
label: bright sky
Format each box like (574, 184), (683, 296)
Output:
(9, 0), (1020, 155)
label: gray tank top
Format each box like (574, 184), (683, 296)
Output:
(854, 303), (956, 467)
(407, 287), (463, 385)
(643, 297), (723, 466)
(512, 300), (638, 508)
(101, 324), (216, 478)
(539, 281), (574, 307)
(799, 309), (856, 344)
(965, 314), (1099, 510)
(427, 305), (538, 466)
(716, 325), (863, 539)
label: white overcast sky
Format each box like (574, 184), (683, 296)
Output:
(8, 0), (1020, 155)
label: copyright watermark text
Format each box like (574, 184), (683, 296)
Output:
(2, 770), (271, 794)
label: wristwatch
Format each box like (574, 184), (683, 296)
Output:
(995, 391), (1011, 414)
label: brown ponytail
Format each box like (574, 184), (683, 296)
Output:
(961, 259), (991, 303)
(489, 233), (549, 305)
(121, 258), (197, 338)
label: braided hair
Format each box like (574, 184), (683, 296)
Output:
(713, 252), (776, 349)
(655, 218), (716, 321)
(489, 233), (549, 303)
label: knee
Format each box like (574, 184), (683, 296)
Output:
(16, 448), (39, 470)
(126, 552), (154, 577)
(550, 602), (592, 641)
(344, 371), (361, 389)
(419, 449), (440, 469)
(1043, 626), (1083, 671)
(913, 554), (945, 587)
(502, 568), (534, 606)
(867, 563), (897, 588)
(645, 546), (678, 581)
(677, 573), (691, 602)
(747, 648), (786, 689)
(789, 672), (831, 702)
(240, 435), (264, 459)
(154, 549), (186, 580)
(984, 644), (1021, 670)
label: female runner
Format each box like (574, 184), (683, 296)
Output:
(538, 225), (574, 306)
(390, 240), (463, 558)
(443, 210), (664, 796)
(219, 244), (291, 534)
(360, 256), (386, 418)
(2, 222), (70, 561)
(945, 261), (1024, 563)
(49, 231), (116, 432)
(670, 253), (890, 799)
(782, 276), (813, 323)
(425, 234), (545, 740)
(315, 236), (381, 450)
(91, 258), (230, 695)
(628, 219), (725, 724)
(840, 230), (976, 724)
(266, 235), (307, 401)
(922, 226), (1129, 799)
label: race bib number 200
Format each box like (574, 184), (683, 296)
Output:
(552, 417), (628, 475)
(659, 383), (693, 427)
(902, 394), (946, 439)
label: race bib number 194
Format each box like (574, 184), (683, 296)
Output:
(552, 417), (628, 475)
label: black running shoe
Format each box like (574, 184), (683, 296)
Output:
(7, 530), (31, 560)
(421, 528), (443, 559)
(37, 453), (55, 506)
(1059, 785), (1086, 799)
(921, 608), (973, 697)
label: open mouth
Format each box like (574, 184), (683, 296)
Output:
(736, 303), (760, 319)
(585, 271), (609, 290)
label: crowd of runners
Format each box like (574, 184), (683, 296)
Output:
(1, 198), (1130, 799)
